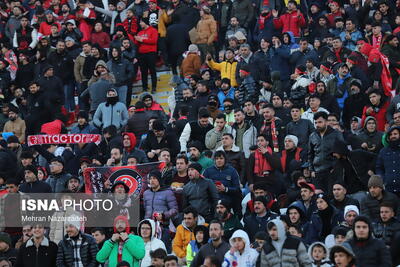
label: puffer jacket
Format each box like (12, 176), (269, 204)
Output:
(46, 172), (72, 193)
(172, 216), (207, 258)
(106, 56), (134, 87)
(357, 116), (383, 154)
(182, 178), (219, 221)
(372, 217), (400, 246)
(308, 126), (344, 172)
(195, 14), (217, 45)
(49, 209), (83, 245)
(222, 230), (258, 267)
(93, 102), (129, 130)
(143, 186), (178, 220)
(259, 219), (312, 267)
(360, 190), (400, 222)
(137, 219), (166, 267)
(272, 10), (306, 37)
(56, 232), (98, 267)
(376, 126), (400, 194)
(207, 59), (238, 87)
(237, 75), (258, 105)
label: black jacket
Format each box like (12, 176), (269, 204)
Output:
(15, 237), (58, 267)
(330, 196), (360, 212)
(190, 241), (230, 267)
(141, 130), (180, 159)
(47, 50), (75, 82)
(342, 92), (369, 129)
(56, 233), (98, 267)
(19, 180), (53, 193)
(38, 75), (64, 105)
(308, 126), (344, 172)
(360, 191), (400, 222)
(286, 119), (315, 150)
(372, 217), (400, 246)
(347, 236), (392, 267)
(243, 212), (279, 242)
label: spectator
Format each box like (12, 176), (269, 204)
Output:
(0, 232), (17, 266)
(96, 215), (145, 267)
(19, 165), (52, 193)
(46, 157), (72, 193)
(286, 105), (315, 150)
(206, 49), (238, 87)
(371, 202), (400, 246)
(205, 113), (236, 151)
(345, 216), (392, 267)
(330, 182), (360, 212)
(222, 229), (258, 267)
(3, 105), (25, 143)
(57, 216), (99, 267)
(186, 225), (209, 266)
(190, 221), (230, 266)
(15, 224), (58, 267)
(329, 243), (356, 267)
(272, 1), (306, 37)
(150, 248), (167, 267)
(137, 219), (166, 267)
(259, 219), (311, 266)
(181, 44), (201, 77)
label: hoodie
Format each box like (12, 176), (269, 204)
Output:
(307, 242), (331, 267)
(222, 230), (259, 267)
(96, 216), (145, 267)
(268, 219), (286, 256)
(137, 219), (166, 267)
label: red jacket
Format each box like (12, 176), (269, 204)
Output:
(273, 10), (306, 37)
(39, 21), (61, 36)
(361, 101), (389, 132)
(119, 17), (138, 41)
(135, 26), (158, 54)
(90, 31), (111, 48)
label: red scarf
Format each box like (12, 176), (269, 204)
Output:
(280, 148), (302, 172)
(334, 47), (343, 62)
(372, 34), (382, 48)
(261, 118), (279, 152)
(254, 147), (273, 177)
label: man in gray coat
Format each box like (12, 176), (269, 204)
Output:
(93, 89), (128, 130)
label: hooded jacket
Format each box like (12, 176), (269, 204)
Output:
(357, 116), (383, 153)
(93, 100), (129, 130)
(222, 230), (259, 267)
(307, 242), (331, 267)
(96, 216), (145, 267)
(122, 133), (148, 164)
(143, 184), (178, 220)
(346, 217), (392, 267)
(137, 219), (166, 267)
(259, 219), (312, 267)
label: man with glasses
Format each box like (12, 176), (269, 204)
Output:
(46, 157), (72, 193)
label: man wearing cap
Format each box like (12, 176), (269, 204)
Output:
(7, 135), (23, 160)
(179, 108), (213, 153)
(243, 195), (278, 242)
(360, 175), (400, 221)
(19, 165), (52, 193)
(57, 215), (98, 267)
(280, 135), (306, 174)
(3, 105), (25, 143)
(60, 19), (83, 43)
(376, 126), (400, 195)
(330, 182), (360, 212)
(342, 80), (369, 129)
(0, 232), (17, 265)
(141, 119), (179, 161)
(299, 182), (318, 220)
(182, 162), (219, 222)
(345, 216), (392, 267)
(38, 64), (65, 105)
(215, 200), (242, 240)
(71, 111), (99, 134)
(93, 89), (129, 130)
(301, 94), (329, 124)
(46, 157), (72, 193)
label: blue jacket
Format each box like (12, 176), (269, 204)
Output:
(93, 102), (129, 130)
(203, 164), (241, 203)
(217, 88), (235, 110)
(376, 126), (400, 194)
(268, 45), (291, 81)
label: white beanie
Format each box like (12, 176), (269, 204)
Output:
(285, 135), (298, 147)
(66, 215), (81, 230)
(344, 205), (359, 216)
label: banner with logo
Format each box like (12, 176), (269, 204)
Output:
(83, 162), (166, 198)
(27, 134), (102, 146)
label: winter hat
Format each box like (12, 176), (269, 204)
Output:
(141, 16), (150, 25)
(368, 175), (384, 189)
(152, 120), (166, 131)
(316, 193), (330, 204)
(188, 44), (199, 53)
(217, 199), (231, 211)
(329, 243), (355, 263)
(284, 135), (298, 147)
(77, 110), (89, 121)
(65, 19), (76, 27)
(188, 140), (204, 153)
(8, 104), (19, 114)
(188, 162), (202, 174)
(344, 205), (359, 217)
(117, 1), (127, 9)
(25, 165), (38, 177)
(6, 135), (19, 144)
(0, 232), (11, 246)
(65, 36), (76, 43)
(50, 156), (65, 166)
(65, 215), (81, 230)
(149, 170), (162, 183)
(333, 226), (348, 237)
(95, 60), (108, 71)
(253, 196), (269, 209)
(111, 181), (130, 193)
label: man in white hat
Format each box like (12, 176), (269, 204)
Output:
(279, 135), (306, 174)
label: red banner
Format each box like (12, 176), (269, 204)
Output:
(83, 162), (166, 197)
(27, 134), (102, 146)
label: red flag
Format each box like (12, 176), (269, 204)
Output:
(27, 134), (102, 146)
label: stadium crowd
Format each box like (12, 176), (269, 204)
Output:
(1, 0), (400, 266)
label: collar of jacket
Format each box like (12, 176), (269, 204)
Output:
(26, 237), (50, 247)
